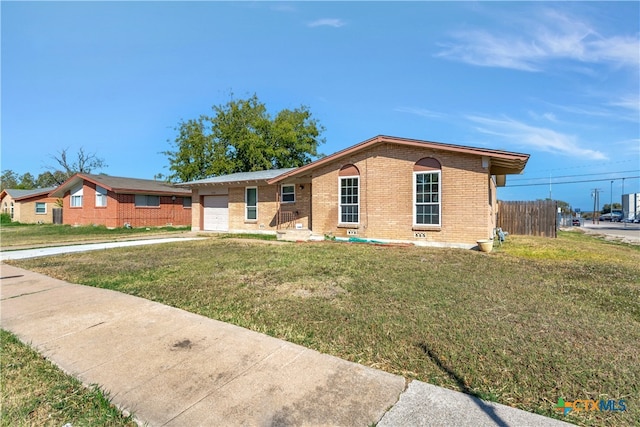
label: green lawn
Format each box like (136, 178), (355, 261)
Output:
(0, 330), (136, 427)
(7, 231), (640, 426)
(0, 223), (191, 249)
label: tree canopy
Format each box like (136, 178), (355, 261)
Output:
(1, 148), (107, 191)
(163, 94), (325, 182)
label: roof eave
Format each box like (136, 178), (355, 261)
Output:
(268, 135), (530, 183)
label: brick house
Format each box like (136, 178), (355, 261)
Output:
(179, 135), (529, 248)
(0, 187), (58, 223)
(49, 174), (192, 228)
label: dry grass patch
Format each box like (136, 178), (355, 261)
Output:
(9, 232), (640, 426)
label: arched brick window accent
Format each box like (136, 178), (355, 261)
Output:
(414, 158), (441, 226)
(339, 164), (360, 176)
(338, 164), (359, 224)
(413, 157), (441, 172)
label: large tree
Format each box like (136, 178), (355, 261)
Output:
(163, 94), (325, 182)
(49, 147), (107, 183)
(0, 170), (20, 191)
(1, 148), (107, 191)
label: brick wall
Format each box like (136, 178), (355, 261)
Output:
(227, 182), (311, 232)
(14, 197), (58, 224)
(63, 180), (191, 228)
(310, 143), (494, 246)
(3, 196), (57, 224)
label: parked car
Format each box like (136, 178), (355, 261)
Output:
(572, 218), (581, 226)
(599, 212), (623, 222)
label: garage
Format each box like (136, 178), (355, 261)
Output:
(203, 195), (229, 231)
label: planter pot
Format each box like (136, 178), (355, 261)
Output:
(477, 239), (494, 253)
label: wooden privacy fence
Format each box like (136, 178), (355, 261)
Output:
(52, 208), (63, 225)
(497, 200), (557, 238)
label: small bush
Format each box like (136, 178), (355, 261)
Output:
(0, 212), (12, 224)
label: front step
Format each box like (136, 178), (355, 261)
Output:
(276, 229), (312, 242)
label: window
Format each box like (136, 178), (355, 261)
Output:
(10, 202), (14, 218)
(281, 185), (295, 203)
(70, 185), (83, 207)
(339, 177), (359, 224)
(339, 164), (360, 224)
(96, 186), (107, 207)
(414, 172), (441, 226)
(35, 202), (47, 214)
(183, 197), (192, 208)
(245, 187), (257, 220)
(135, 195), (160, 207)
(414, 158), (441, 227)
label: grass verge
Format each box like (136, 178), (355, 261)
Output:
(0, 329), (136, 426)
(8, 230), (639, 426)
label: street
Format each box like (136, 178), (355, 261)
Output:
(579, 221), (640, 245)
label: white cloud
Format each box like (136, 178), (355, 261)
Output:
(307, 18), (346, 28)
(528, 111), (559, 123)
(608, 94), (640, 115)
(395, 107), (446, 119)
(436, 9), (640, 71)
(271, 4), (296, 13)
(466, 115), (608, 160)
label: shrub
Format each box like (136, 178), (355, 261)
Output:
(0, 213), (11, 224)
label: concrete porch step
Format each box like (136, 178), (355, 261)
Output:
(276, 229), (312, 242)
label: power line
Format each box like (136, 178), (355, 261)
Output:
(506, 175), (640, 187)
(509, 170), (640, 182)
(523, 158), (639, 174)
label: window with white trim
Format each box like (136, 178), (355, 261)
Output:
(281, 185), (295, 203)
(245, 187), (257, 220)
(339, 176), (359, 224)
(70, 185), (83, 207)
(96, 185), (107, 207)
(414, 171), (441, 226)
(135, 195), (160, 207)
(35, 202), (47, 214)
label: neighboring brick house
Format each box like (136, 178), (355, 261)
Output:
(179, 135), (529, 248)
(49, 174), (192, 228)
(0, 187), (58, 224)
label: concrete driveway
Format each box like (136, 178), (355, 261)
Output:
(0, 237), (206, 261)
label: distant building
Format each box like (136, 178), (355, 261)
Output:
(622, 193), (640, 220)
(0, 187), (58, 224)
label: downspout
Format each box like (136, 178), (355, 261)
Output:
(275, 184), (281, 229)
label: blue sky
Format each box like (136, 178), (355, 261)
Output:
(2, 1), (639, 211)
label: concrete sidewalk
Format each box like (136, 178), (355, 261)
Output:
(1, 264), (572, 426)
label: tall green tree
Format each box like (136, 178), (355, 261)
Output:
(601, 203), (622, 214)
(36, 171), (68, 188)
(0, 171), (37, 190)
(0, 170), (20, 191)
(163, 94), (324, 182)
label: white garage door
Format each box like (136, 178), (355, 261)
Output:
(203, 195), (229, 231)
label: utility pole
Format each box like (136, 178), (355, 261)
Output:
(591, 188), (602, 224)
(623, 178), (626, 228)
(611, 181), (614, 221)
